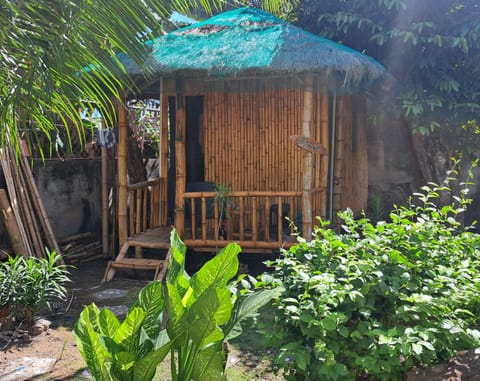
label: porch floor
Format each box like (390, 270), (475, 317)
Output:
(128, 227), (171, 249)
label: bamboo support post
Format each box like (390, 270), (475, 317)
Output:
(289, 195), (295, 235)
(142, 188), (148, 231)
(320, 95), (329, 219)
(174, 89), (186, 237)
(101, 145), (109, 257)
(239, 196), (245, 241)
(276, 197), (282, 244)
(117, 95), (128, 247)
(135, 189), (142, 258)
(201, 197), (207, 241)
(149, 184), (155, 228)
(191, 196), (197, 239)
(135, 190), (141, 235)
(302, 74), (314, 240)
(252, 196), (257, 242)
(264, 197), (270, 241)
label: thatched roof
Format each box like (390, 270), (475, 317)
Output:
(121, 7), (388, 93)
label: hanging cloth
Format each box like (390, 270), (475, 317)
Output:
(96, 128), (117, 148)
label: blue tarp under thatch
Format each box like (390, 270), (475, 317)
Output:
(121, 7), (388, 93)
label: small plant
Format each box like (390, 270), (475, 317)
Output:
(0, 249), (70, 328)
(265, 181), (480, 380)
(366, 193), (385, 223)
(215, 183), (232, 240)
(74, 229), (281, 381)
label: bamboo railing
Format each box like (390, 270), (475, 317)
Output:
(127, 177), (167, 238)
(183, 191), (302, 250)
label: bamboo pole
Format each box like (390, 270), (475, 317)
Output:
(333, 97), (345, 216)
(320, 95), (329, 219)
(160, 94), (169, 225)
(0, 189), (27, 256)
(174, 87), (186, 237)
(129, 190), (134, 237)
(252, 196), (257, 242)
(302, 74), (314, 241)
(117, 95), (128, 247)
(15, 158), (44, 258)
(135, 189), (141, 242)
(276, 196), (282, 244)
(239, 196), (245, 241)
(19, 154), (62, 259)
(110, 154), (118, 257)
(201, 197), (207, 241)
(101, 144), (109, 257)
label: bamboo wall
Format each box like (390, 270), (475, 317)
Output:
(200, 79), (330, 205)
(332, 95), (368, 218)
(167, 76), (368, 226)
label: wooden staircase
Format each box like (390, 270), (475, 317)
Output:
(103, 227), (171, 283)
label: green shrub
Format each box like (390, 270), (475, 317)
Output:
(265, 183), (480, 381)
(0, 249), (70, 327)
(74, 229), (282, 381)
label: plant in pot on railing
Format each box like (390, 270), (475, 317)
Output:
(74, 229), (282, 381)
(0, 249), (70, 330)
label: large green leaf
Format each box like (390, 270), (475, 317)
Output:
(74, 304), (111, 381)
(167, 230), (191, 293)
(224, 287), (284, 340)
(111, 351), (136, 380)
(192, 346), (227, 381)
(165, 282), (188, 346)
(190, 243), (241, 299)
(135, 280), (165, 339)
(99, 308), (121, 338)
(189, 287), (232, 349)
(133, 341), (172, 380)
(113, 307), (146, 353)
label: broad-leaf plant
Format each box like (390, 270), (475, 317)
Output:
(74, 229), (281, 380)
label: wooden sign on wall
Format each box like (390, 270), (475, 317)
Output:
(289, 135), (328, 155)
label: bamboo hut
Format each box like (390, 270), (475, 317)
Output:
(103, 7), (388, 280)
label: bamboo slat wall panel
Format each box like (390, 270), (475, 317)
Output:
(348, 96), (368, 213)
(332, 95), (368, 218)
(201, 79), (329, 200)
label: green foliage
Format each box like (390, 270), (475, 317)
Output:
(366, 193), (385, 223)
(0, 0), (289, 152)
(0, 249), (70, 325)
(74, 229), (281, 381)
(265, 182), (480, 380)
(296, 0), (480, 146)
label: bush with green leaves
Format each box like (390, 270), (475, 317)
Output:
(265, 182), (480, 380)
(74, 229), (281, 381)
(0, 249), (70, 327)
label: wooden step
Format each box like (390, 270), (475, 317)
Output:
(108, 258), (164, 270)
(103, 257), (166, 283)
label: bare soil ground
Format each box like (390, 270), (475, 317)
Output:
(0, 256), (479, 380)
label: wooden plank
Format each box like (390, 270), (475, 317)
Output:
(289, 135), (328, 155)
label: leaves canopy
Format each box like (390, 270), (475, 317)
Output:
(0, 0), (287, 151)
(296, 0), (480, 141)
